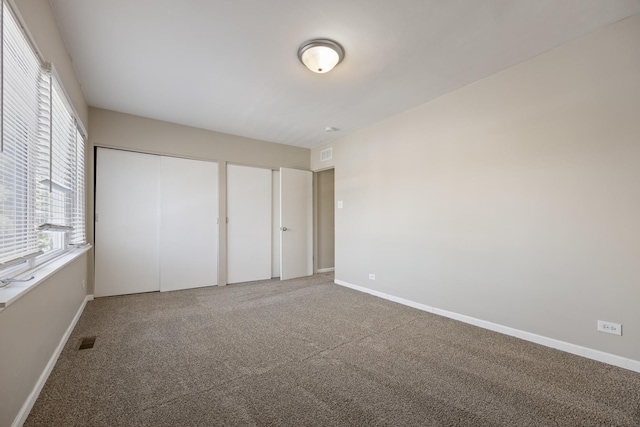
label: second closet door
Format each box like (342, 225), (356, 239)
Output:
(227, 165), (272, 284)
(160, 156), (218, 292)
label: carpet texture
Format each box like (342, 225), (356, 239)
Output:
(25, 273), (640, 426)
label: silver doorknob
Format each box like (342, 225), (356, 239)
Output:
(281, 227), (288, 231)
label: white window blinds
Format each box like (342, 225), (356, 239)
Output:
(0, 1), (86, 268)
(37, 76), (77, 231)
(0, 2), (42, 266)
(70, 126), (86, 245)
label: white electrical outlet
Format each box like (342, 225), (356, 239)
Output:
(82, 279), (86, 289)
(369, 273), (376, 280)
(337, 201), (344, 209)
(597, 320), (622, 336)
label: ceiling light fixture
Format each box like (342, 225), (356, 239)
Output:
(298, 39), (344, 74)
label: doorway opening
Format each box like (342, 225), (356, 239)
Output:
(314, 168), (335, 273)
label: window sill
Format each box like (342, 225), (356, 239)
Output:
(0, 245), (92, 310)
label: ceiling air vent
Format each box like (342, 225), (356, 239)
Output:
(320, 147), (333, 162)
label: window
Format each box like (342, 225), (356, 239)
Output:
(0, 1), (86, 276)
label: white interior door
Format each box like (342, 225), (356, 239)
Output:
(280, 167), (313, 280)
(227, 164), (272, 284)
(95, 148), (160, 297)
(272, 170), (280, 278)
(160, 156), (218, 292)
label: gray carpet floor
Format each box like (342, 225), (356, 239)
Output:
(26, 273), (640, 426)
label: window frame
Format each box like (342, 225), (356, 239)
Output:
(33, 230), (69, 267)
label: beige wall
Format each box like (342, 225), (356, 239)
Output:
(88, 108), (310, 290)
(332, 14), (640, 361)
(0, 254), (89, 427)
(0, 2), (90, 426)
(316, 169), (335, 270)
(89, 108), (309, 168)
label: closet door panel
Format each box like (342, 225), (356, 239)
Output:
(227, 165), (272, 284)
(95, 148), (160, 297)
(160, 156), (218, 292)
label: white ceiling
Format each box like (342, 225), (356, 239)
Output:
(50, 0), (640, 149)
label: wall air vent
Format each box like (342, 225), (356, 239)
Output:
(320, 147), (333, 162)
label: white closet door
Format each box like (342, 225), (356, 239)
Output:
(160, 156), (218, 292)
(227, 165), (272, 284)
(280, 167), (313, 280)
(95, 148), (160, 297)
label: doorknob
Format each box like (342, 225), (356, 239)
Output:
(281, 227), (288, 231)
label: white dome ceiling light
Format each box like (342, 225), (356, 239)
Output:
(298, 39), (345, 74)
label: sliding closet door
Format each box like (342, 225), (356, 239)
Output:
(160, 156), (218, 292)
(95, 148), (160, 297)
(227, 164), (272, 284)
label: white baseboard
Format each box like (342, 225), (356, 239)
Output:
(13, 294), (92, 427)
(317, 268), (335, 273)
(335, 279), (640, 374)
